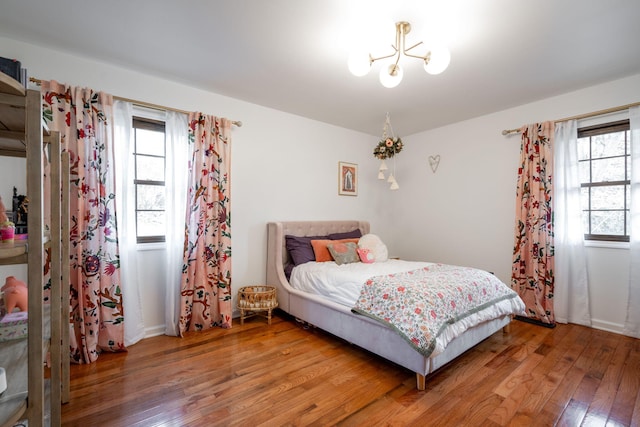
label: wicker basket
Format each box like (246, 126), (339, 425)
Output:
(237, 286), (278, 325)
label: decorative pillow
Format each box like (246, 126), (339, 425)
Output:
(357, 247), (375, 263)
(310, 238), (359, 262)
(285, 234), (329, 266)
(357, 234), (388, 262)
(328, 229), (362, 240)
(327, 242), (360, 265)
(284, 263), (294, 279)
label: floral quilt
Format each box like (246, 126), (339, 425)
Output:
(352, 264), (523, 356)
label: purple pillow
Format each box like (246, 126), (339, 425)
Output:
(285, 234), (329, 266)
(328, 229), (362, 240)
(284, 263), (294, 279)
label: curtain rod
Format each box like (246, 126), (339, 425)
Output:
(501, 101), (640, 136)
(29, 77), (242, 127)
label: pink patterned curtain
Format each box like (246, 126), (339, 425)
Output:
(41, 80), (125, 362)
(512, 122), (556, 326)
(179, 113), (232, 334)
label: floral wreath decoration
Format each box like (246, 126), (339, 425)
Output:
(373, 136), (403, 159)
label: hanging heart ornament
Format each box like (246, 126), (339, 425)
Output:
(428, 155), (440, 173)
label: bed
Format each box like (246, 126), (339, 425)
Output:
(266, 220), (524, 390)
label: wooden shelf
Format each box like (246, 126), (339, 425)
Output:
(1, 76), (67, 426)
(0, 72), (25, 97)
(0, 241), (27, 264)
(0, 238), (50, 265)
(0, 72), (27, 158)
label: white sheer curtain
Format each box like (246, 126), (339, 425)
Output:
(624, 106), (640, 338)
(113, 100), (145, 346)
(554, 120), (591, 326)
(163, 111), (189, 336)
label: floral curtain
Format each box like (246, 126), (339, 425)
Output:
(179, 113), (232, 334)
(512, 122), (555, 326)
(41, 80), (125, 363)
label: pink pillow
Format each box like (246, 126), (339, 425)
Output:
(357, 247), (375, 263)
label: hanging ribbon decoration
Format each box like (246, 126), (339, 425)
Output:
(373, 112), (403, 190)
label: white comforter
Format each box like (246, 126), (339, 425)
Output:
(290, 259), (433, 307)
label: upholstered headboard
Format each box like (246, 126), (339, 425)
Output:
(266, 221), (370, 312)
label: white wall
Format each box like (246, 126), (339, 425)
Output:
(1, 35), (638, 337)
(378, 73), (640, 334)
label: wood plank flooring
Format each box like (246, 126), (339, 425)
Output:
(61, 312), (640, 426)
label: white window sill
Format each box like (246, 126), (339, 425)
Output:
(584, 240), (629, 250)
(136, 242), (166, 251)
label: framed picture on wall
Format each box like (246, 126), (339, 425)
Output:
(338, 161), (358, 196)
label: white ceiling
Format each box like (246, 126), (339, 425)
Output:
(1, 0), (639, 136)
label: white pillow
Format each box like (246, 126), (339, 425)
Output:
(357, 234), (388, 262)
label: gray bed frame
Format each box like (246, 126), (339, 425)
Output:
(266, 220), (512, 390)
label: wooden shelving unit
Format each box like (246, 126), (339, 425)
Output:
(0, 72), (69, 427)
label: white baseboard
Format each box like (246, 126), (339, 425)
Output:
(142, 313), (243, 339)
(590, 318), (625, 335)
(144, 324), (166, 338)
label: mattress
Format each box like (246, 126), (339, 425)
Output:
(289, 259), (525, 357)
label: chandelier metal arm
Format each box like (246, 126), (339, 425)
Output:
(366, 21), (430, 66)
(403, 41), (430, 62)
(368, 46), (399, 65)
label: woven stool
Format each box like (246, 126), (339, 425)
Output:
(237, 286), (278, 325)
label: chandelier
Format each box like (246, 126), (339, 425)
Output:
(348, 21), (451, 88)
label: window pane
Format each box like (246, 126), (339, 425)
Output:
(591, 210), (625, 235)
(136, 155), (165, 181)
(136, 128), (165, 156)
(591, 185), (624, 209)
(591, 157), (626, 182)
(137, 211), (165, 237)
(137, 184), (165, 210)
(591, 131), (625, 158)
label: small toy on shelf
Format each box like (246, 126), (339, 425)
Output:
(1, 276), (28, 313)
(0, 196), (15, 243)
(12, 187), (27, 235)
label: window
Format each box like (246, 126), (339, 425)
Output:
(133, 117), (166, 243)
(578, 120), (630, 242)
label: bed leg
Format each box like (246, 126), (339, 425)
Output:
(503, 324), (511, 334)
(416, 373), (426, 391)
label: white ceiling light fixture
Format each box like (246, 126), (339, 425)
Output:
(348, 21), (451, 88)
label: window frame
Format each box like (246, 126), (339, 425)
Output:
(578, 119), (630, 243)
(132, 116), (167, 244)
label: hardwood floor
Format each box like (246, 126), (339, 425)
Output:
(61, 312), (640, 427)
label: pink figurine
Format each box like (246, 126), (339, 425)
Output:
(2, 276), (28, 313)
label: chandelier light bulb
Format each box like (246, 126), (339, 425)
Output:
(379, 64), (403, 88)
(378, 171), (386, 180)
(424, 46), (451, 75)
(348, 51), (371, 76)
(390, 179), (400, 190)
(387, 173), (395, 183)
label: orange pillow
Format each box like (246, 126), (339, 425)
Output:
(310, 238), (359, 262)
